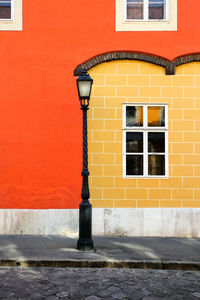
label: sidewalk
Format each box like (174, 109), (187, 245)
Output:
(0, 235), (199, 270)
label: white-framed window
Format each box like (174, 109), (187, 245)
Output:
(116, 0), (177, 31)
(123, 104), (168, 178)
(126, 0), (168, 21)
(0, 0), (22, 31)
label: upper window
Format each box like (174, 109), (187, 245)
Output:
(116, 0), (177, 31)
(0, 0), (22, 31)
(123, 104), (168, 178)
(126, 0), (167, 21)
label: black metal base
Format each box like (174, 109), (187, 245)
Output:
(77, 237), (94, 251)
(77, 201), (94, 251)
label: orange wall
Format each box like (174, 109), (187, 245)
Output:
(0, 0), (200, 208)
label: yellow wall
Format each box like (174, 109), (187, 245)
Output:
(88, 60), (200, 208)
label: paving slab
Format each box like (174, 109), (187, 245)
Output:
(0, 267), (200, 299)
(0, 235), (199, 270)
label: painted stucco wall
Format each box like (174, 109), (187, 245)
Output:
(0, 0), (200, 209)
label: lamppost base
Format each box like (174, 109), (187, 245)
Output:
(77, 238), (94, 251)
(77, 200), (93, 251)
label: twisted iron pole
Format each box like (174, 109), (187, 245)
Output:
(77, 106), (93, 251)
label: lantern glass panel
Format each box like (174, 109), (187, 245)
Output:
(78, 80), (92, 99)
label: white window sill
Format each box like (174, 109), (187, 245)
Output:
(124, 19), (169, 23)
(123, 176), (169, 179)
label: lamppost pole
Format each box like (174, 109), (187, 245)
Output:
(76, 69), (94, 251)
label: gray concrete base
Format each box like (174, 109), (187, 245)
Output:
(0, 208), (199, 237)
(0, 209), (79, 236)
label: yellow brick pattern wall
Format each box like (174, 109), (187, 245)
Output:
(88, 60), (200, 208)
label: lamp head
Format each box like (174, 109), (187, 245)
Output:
(76, 69), (93, 108)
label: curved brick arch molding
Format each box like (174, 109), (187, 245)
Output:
(74, 51), (200, 76)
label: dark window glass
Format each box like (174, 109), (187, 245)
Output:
(126, 106), (143, 127)
(126, 155), (143, 175)
(126, 132), (143, 153)
(0, 0), (11, 19)
(148, 155), (165, 175)
(148, 106), (165, 127)
(148, 132), (165, 153)
(127, 1), (144, 20)
(149, 2), (164, 19)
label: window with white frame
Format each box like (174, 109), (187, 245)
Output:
(115, 0), (177, 31)
(123, 104), (168, 178)
(126, 0), (168, 21)
(0, 0), (22, 31)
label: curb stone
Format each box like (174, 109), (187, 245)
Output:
(0, 259), (199, 270)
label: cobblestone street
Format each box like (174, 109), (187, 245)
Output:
(0, 267), (199, 299)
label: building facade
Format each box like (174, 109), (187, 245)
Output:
(0, 0), (199, 236)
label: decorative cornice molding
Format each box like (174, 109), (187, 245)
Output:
(175, 53), (200, 66)
(74, 52), (200, 76)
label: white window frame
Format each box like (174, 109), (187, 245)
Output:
(0, 0), (22, 31)
(116, 0), (177, 31)
(125, 0), (169, 22)
(123, 104), (168, 178)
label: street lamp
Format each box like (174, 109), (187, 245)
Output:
(76, 69), (94, 251)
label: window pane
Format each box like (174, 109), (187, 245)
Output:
(126, 132), (143, 153)
(126, 106), (143, 127)
(148, 106), (165, 127)
(149, 2), (164, 19)
(127, 2), (143, 20)
(0, 0), (11, 19)
(148, 155), (165, 175)
(126, 155), (143, 175)
(148, 132), (165, 153)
